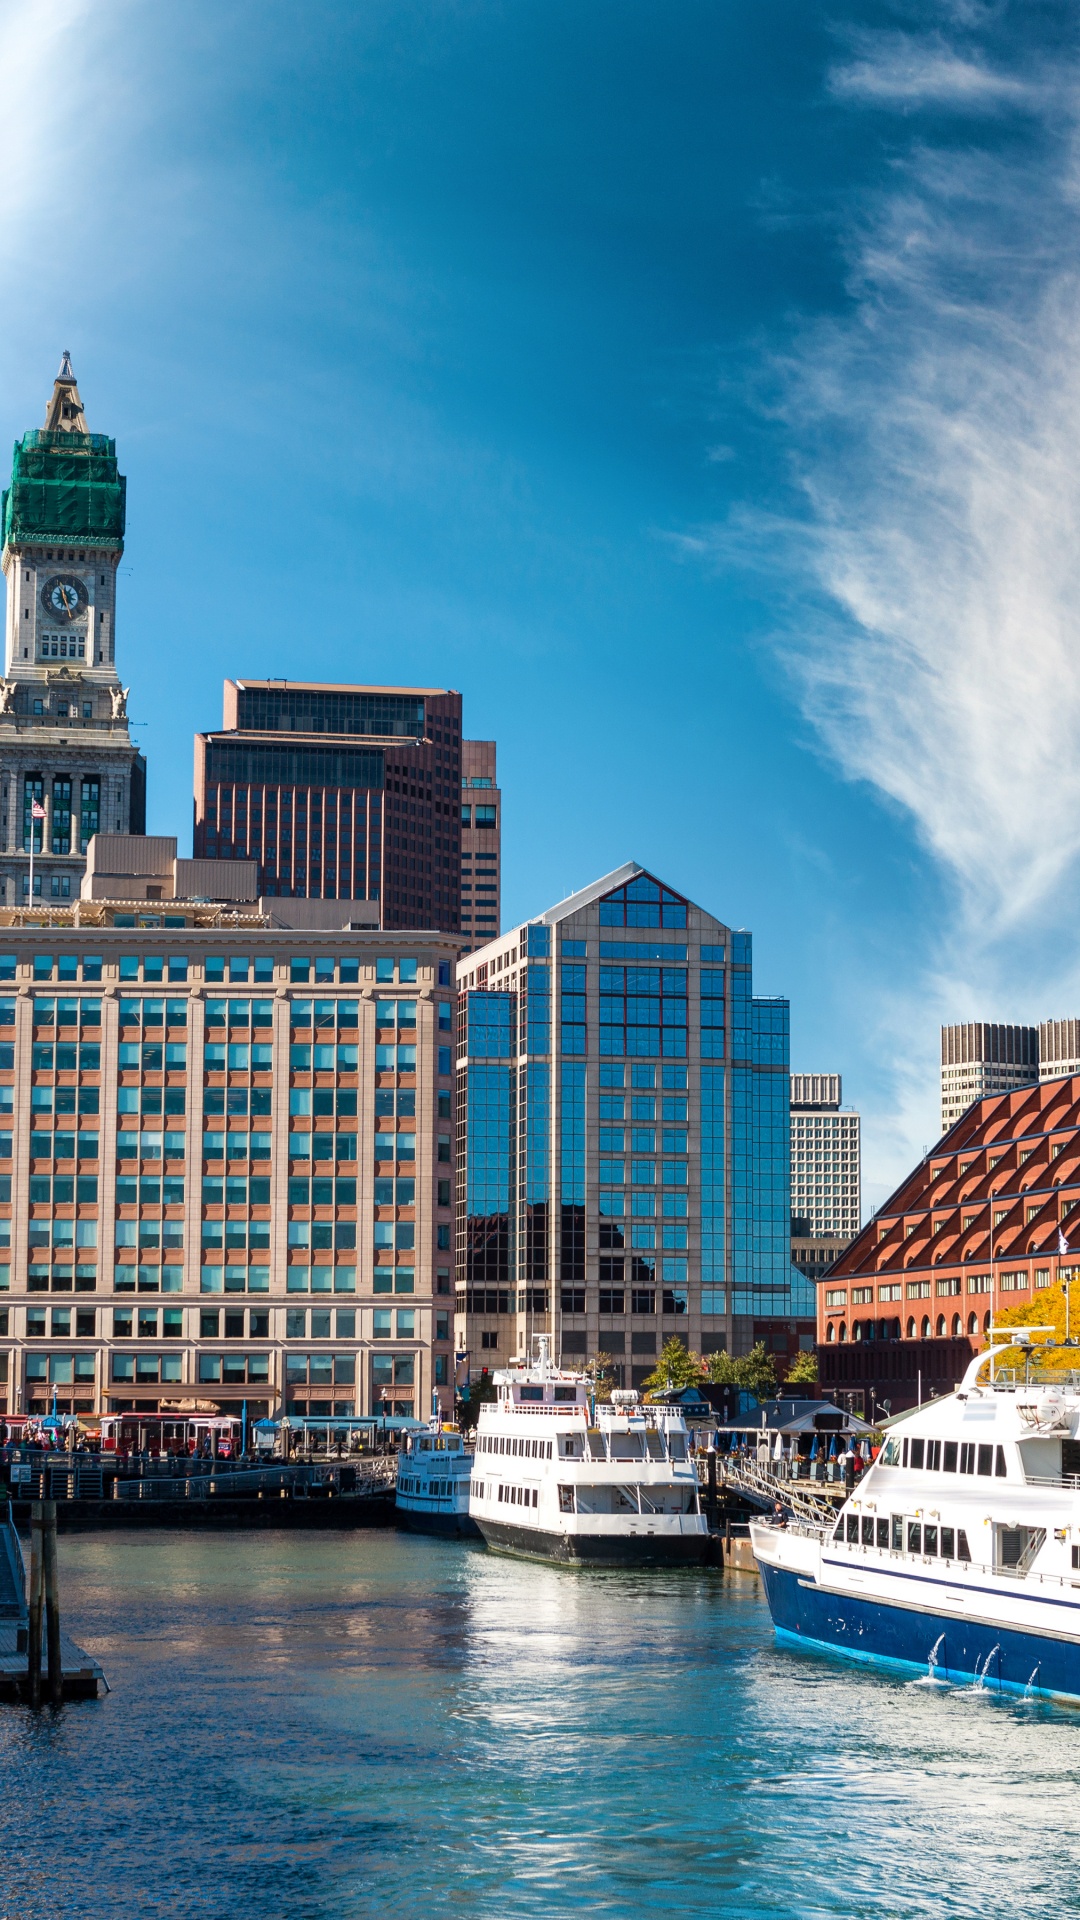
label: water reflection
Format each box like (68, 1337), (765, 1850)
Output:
(0, 1533), (1077, 1919)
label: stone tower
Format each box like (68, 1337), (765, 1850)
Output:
(0, 354), (145, 904)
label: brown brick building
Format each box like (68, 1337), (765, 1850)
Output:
(818, 1074), (1080, 1412)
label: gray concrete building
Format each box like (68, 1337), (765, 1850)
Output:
(940, 1023), (1039, 1133)
(0, 356), (145, 907)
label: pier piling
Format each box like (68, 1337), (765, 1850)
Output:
(43, 1503), (62, 1708)
(27, 1504), (43, 1709)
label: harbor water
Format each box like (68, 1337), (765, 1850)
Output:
(4, 1532), (1080, 1919)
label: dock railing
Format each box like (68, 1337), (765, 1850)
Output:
(700, 1453), (839, 1532)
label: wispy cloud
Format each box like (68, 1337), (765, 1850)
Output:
(830, 30), (1043, 111)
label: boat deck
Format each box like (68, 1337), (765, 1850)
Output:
(0, 1619), (106, 1701)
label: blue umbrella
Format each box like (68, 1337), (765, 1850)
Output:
(809, 1435), (819, 1462)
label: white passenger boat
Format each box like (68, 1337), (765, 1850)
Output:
(469, 1339), (710, 1565)
(395, 1425), (478, 1537)
(752, 1332), (1080, 1702)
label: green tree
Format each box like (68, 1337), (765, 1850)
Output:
(587, 1354), (617, 1403)
(783, 1349), (819, 1387)
(458, 1369), (497, 1430)
(705, 1341), (778, 1400)
(640, 1336), (705, 1397)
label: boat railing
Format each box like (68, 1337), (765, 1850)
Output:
(823, 1536), (1080, 1595)
(1022, 1472), (1080, 1491)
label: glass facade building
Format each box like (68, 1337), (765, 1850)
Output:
(454, 863), (794, 1387)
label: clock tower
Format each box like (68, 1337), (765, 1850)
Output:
(0, 354), (145, 904)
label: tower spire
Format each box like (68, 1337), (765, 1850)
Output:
(43, 354), (88, 434)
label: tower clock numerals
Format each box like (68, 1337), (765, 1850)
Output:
(40, 574), (88, 623)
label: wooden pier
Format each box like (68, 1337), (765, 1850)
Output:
(0, 1503), (106, 1703)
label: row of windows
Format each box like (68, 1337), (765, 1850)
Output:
(14, 955), (450, 987)
(836, 1513), (972, 1560)
(877, 1435), (1008, 1476)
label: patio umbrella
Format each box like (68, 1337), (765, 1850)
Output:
(809, 1435), (819, 1462)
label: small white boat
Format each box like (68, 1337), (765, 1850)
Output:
(395, 1425), (478, 1536)
(469, 1338), (710, 1566)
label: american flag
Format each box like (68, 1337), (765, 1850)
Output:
(30, 801), (45, 820)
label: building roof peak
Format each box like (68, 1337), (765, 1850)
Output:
(42, 355), (88, 434)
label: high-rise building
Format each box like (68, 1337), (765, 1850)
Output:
(194, 680), (465, 932)
(454, 862), (797, 1387)
(460, 738), (501, 949)
(789, 1073), (861, 1262)
(0, 355), (145, 906)
(0, 836), (457, 1423)
(940, 1023), (1038, 1133)
(1039, 1020), (1080, 1081)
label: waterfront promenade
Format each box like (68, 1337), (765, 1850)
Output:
(2, 1530), (1079, 1920)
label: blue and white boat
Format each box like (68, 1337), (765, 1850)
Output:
(395, 1425), (478, 1537)
(752, 1332), (1080, 1703)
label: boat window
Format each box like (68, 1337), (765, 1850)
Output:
(941, 1526), (955, 1558)
(924, 1525), (938, 1555)
(846, 1514), (858, 1543)
(879, 1438), (900, 1466)
(518, 1386), (544, 1402)
(943, 1442), (958, 1473)
(977, 1444), (994, 1476)
(907, 1521), (922, 1554)
(833, 1520), (844, 1543)
(558, 1484), (575, 1513)
(995, 1445), (1007, 1478)
(927, 1441), (941, 1471)
(909, 1438), (925, 1470)
(876, 1518), (889, 1548)
(891, 1515), (903, 1550)
(959, 1443), (976, 1474)
(958, 1529), (971, 1561)
(902, 1437), (908, 1467)
(861, 1516), (874, 1545)
(553, 1387), (577, 1403)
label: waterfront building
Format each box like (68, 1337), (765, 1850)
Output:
(193, 679), (477, 937)
(0, 836), (457, 1423)
(454, 862), (794, 1388)
(818, 1073), (1080, 1413)
(940, 1022), (1038, 1133)
(460, 738), (501, 949)
(789, 1073), (860, 1242)
(0, 355), (145, 907)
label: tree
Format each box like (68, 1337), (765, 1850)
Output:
(705, 1341), (778, 1400)
(587, 1354), (617, 1402)
(783, 1349), (819, 1387)
(458, 1368), (497, 1430)
(640, 1336), (705, 1397)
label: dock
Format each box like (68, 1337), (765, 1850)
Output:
(0, 1507), (106, 1702)
(7, 1452), (398, 1530)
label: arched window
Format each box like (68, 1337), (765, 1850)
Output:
(906, 1316), (916, 1339)
(936, 1314), (946, 1337)
(983, 1309), (991, 1334)
(951, 1314), (961, 1337)
(853, 1320), (863, 1342)
(826, 1321), (834, 1343)
(838, 1320), (847, 1343)
(893, 1318), (902, 1340)
(967, 1311), (978, 1336)
(921, 1315), (931, 1339)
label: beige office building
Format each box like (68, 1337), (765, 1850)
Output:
(0, 837), (457, 1423)
(940, 1023), (1038, 1134)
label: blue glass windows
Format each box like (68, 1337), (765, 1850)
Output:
(598, 874), (687, 929)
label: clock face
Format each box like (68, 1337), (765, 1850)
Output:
(40, 574), (88, 623)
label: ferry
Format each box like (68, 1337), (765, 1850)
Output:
(469, 1339), (710, 1565)
(752, 1331), (1080, 1702)
(395, 1424), (478, 1536)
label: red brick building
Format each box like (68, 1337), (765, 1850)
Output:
(817, 1075), (1080, 1412)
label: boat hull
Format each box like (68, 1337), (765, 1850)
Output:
(477, 1517), (711, 1566)
(758, 1558), (1080, 1703)
(395, 1503), (480, 1538)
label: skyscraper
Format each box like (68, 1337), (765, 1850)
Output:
(940, 1023), (1038, 1133)
(0, 355), (145, 904)
(460, 738), (501, 948)
(789, 1073), (861, 1287)
(454, 862), (795, 1386)
(194, 679), (464, 931)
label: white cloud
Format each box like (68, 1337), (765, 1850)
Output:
(830, 31), (1042, 111)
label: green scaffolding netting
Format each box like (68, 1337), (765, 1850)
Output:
(1, 430), (126, 548)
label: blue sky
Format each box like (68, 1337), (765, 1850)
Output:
(1, 0), (1077, 1211)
